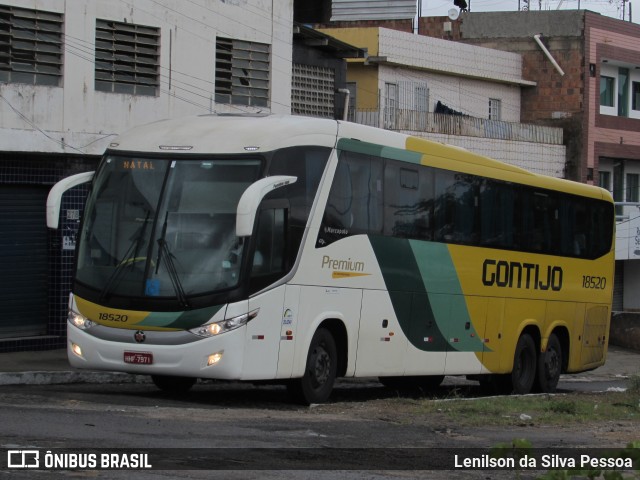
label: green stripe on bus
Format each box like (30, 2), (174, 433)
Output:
(408, 240), (486, 352)
(370, 236), (486, 353)
(369, 235), (448, 352)
(139, 304), (224, 330)
(165, 304), (224, 330)
(337, 138), (422, 164)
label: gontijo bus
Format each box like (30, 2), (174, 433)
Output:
(47, 114), (614, 404)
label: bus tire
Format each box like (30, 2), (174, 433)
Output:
(151, 375), (196, 394)
(288, 328), (337, 405)
(511, 333), (537, 394)
(379, 375), (444, 391)
(536, 333), (562, 393)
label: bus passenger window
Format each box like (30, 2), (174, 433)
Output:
(384, 162), (433, 240)
(320, 151), (383, 246)
(434, 171), (478, 244)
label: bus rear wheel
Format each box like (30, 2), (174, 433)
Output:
(536, 333), (562, 393)
(151, 375), (197, 394)
(511, 333), (537, 394)
(288, 328), (337, 405)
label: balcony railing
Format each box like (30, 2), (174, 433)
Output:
(349, 109), (563, 145)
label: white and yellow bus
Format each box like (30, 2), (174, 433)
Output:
(47, 114), (615, 404)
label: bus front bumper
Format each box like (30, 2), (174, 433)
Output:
(67, 323), (245, 380)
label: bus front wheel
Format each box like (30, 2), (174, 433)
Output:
(288, 328), (337, 405)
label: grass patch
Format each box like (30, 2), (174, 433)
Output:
(413, 391), (640, 427)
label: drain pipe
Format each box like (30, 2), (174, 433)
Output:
(533, 34), (565, 76)
(338, 88), (350, 121)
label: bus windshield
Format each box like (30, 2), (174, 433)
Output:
(76, 155), (262, 303)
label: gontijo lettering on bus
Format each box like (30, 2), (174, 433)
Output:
(482, 259), (563, 291)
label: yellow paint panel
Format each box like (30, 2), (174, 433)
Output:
(346, 63), (379, 109)
(447, 245), (614, 373)
(74, 296), (172, 331)
(405, 136), (611, 201)
(332, 271), (372, 279)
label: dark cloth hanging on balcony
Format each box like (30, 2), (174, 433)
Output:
(435, 100), (466, 116)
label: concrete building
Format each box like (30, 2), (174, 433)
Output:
(319, 26), (566, 177)
(0, 0), (359, 352)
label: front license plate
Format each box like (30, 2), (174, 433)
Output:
(124, 351), (153, 365)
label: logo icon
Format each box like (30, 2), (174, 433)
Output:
(134, 330), (146, 343)
(7, 450), (39, 468)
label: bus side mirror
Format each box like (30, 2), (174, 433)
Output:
(236, 176), (297, 237)
(47, 171), (95, 229)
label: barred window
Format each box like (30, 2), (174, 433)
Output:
(0, 5), (63, 86)
(215, 37), (269, 107)
(292, 64), (335, 118)
(95, 19), (160, 96)
(489, 98), (502, 120)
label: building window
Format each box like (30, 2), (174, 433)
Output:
(489, 98), (501, 120)
(600, 76), (615, 107)
(599, 171), (611, 192)
(0, 5), (63, 86)
(292, 64), (335, 118)
(618, 67), (629, 117)
(626, 173), (639, 202)
(95, 19), (160, 96)
(215, 37), (270, 107)
(384, 83), (398, 129)
(632, 81), (640, 111)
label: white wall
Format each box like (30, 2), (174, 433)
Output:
(376, 27), (529, 122)
(0, 0), (292, 155)
(378, 65), (521, 122)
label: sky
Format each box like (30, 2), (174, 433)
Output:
(420, 0), (636, 23)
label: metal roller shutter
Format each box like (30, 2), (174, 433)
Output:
(0, 185), (49, 338)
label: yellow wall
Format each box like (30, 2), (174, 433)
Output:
(318, 27), (380, 56)
(318, 27), (380, 109)
(346, 64), (379, 109)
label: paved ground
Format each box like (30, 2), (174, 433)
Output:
(0, 344), (637, 386)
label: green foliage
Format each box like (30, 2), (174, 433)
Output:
(544, 399), (577, 415)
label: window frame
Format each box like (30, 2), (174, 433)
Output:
(488, 98), (502, 121)
(600, 75), (615, 108)
(94, 18), (160, 96)
(215, 37), (270, 108)
(0, 5), (63, 86)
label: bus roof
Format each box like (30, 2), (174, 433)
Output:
(110, 114), (340, 154)
(109, 114), (611, 203)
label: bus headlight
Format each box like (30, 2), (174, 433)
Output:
(190, 309), (259, 337)
(68, 309), (96, 330)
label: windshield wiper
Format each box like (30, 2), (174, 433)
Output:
(100, 210), (151, 302)
(155, 212), (190, 309)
